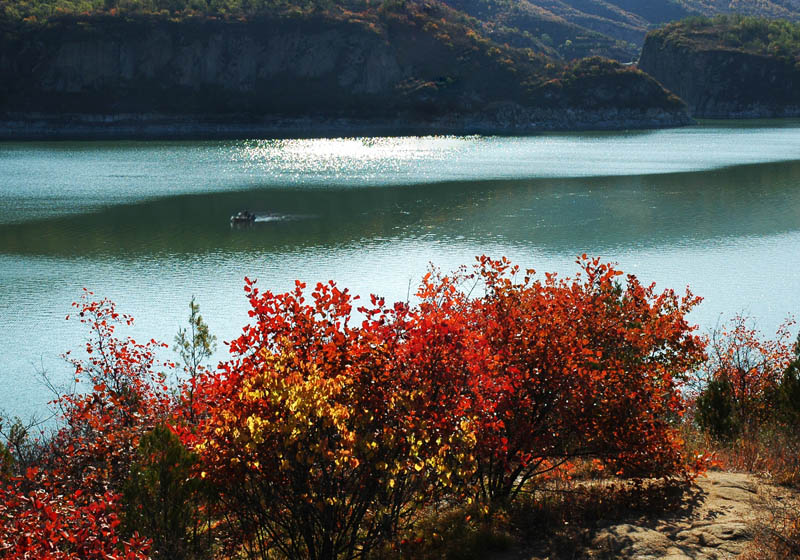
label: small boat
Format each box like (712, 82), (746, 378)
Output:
(231, 210), (256, 225)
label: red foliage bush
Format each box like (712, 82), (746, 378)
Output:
(0, 469), (150, 559)
(1, 290), (170, 558)
(418, 256), (707, 502)
(54, 291), (174, 490)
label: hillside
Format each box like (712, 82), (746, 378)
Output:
(429, 0), (800, 62)
(0, 1), (692, 137)
(639, 15), (800, 117)
(5, 0), (800, 63)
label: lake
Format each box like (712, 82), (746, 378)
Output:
(2, 121), (800, 420)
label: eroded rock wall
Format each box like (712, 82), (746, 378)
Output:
(1, 18), (411, 115)
(639, 32), (800, 118)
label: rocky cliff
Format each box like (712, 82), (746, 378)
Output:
(639, 19), (800, 118)
(0, 9), (691, 137)
(1, 16), (410, 116)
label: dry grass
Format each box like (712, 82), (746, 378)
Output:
(741, 486), (800, 559)
(684, 423), (800, 486)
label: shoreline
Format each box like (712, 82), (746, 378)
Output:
(0, 109), (695, 141)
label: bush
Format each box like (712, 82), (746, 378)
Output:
(696, 315), (794, 434)
(193, 279), (476, 560)
(54, 291), (173, 492)
(0, 475), (151, 559)
(0, 291), (171, 559)
(689, 316), (800, 487)
(123, 424), (210, 560)
(465, 256), (705, 504)
(695, 378), (740, 440)
(777, 335), (800, 426)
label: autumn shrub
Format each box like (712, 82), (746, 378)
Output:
(52, 291), (174, 492)
(694, 315), (794, 434)
(188, 256), (708, 558)
(717, 426), (800, 486)
(465, 256), (705, 504)
(192, 279), (478, 560)
(0, 257), (714, 557)
(0, 290), (175, 559)
(690, 316), (800, 485)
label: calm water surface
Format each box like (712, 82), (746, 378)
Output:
(2, 121), (800, 419)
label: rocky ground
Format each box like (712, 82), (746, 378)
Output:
(590, 472), (772, 559)
(505, 471), (799, 560)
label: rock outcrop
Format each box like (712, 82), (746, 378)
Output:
(590, 473), (762, 559)
(639, 24), (800, 118)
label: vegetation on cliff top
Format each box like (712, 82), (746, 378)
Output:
(0, 0), (361, 21)
(6, 0), (800, 61)
(649, 14), (800, 57)
(0, 0), (637, 61)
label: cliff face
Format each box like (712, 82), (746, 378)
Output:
(0, 13), (691, 135)
(639, 30), (800, 118)
(0, 17), (411, 115)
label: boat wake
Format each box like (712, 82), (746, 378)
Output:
(254, 213), (313, 223)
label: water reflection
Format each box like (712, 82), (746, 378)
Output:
(2, 160), (800, 257)
(4, 122), (800, 224)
